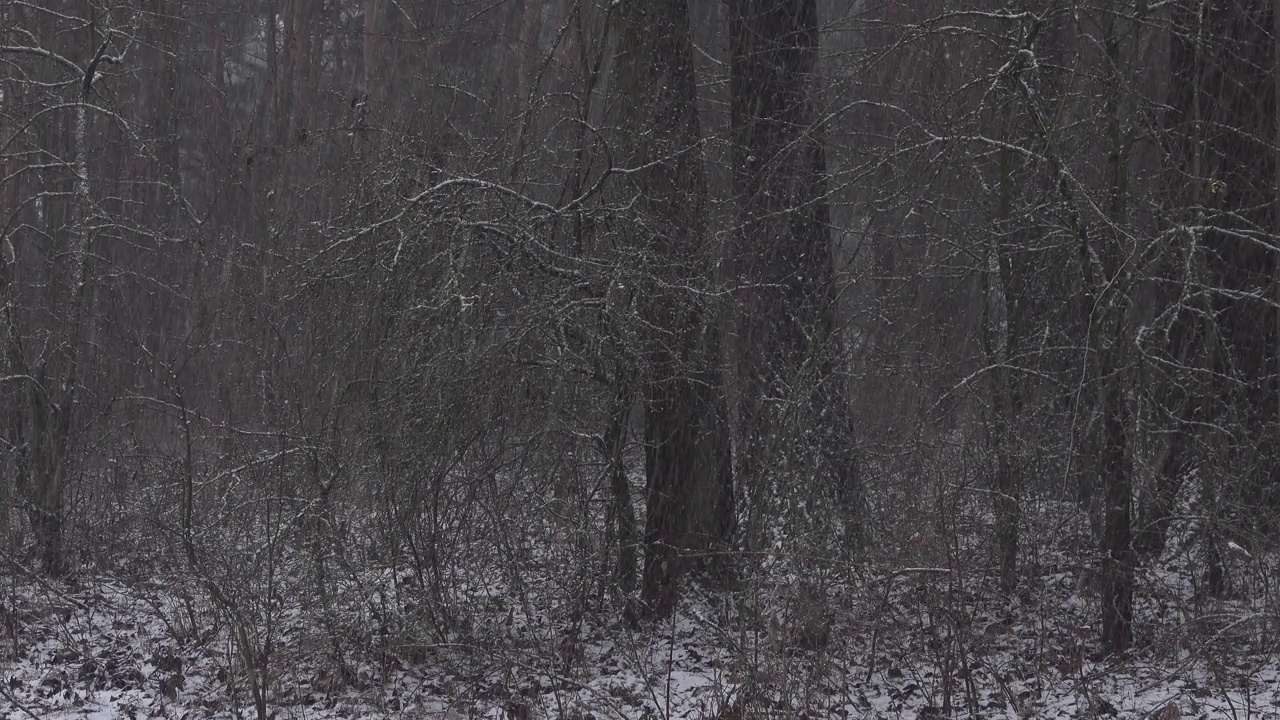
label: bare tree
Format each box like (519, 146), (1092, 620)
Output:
(730, 0), (862, 553)
(611, 0), (732, 616)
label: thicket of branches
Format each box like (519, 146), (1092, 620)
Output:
(1, 0), (1278, 707)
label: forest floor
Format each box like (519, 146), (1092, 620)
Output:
(0, 495), (1278, 719)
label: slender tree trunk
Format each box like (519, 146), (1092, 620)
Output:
(1097, 7), (1138, 654)
(178, 389), (197, 569)
(361, 0), (381, 104)
(515, 0), (544, 104)
(270, 0), (298, 148)
(988, 100), (1023, 595)
(28, 65), (96, 574)
(1099, 381), (1134, 653)
(602, 381), (637, 597)
(287, 0), (313, 145)
(1272, 0), (1280, 509)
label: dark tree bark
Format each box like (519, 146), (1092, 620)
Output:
(1097, 7), (1139, 655)
(613, 0), (732, 616)
(601, 380), (638, 599)
(1165, 0), (1278, 533)
(729, 0), (862, 550)
(1099, 381), (1134, 653)
(1274, 0), (1280, 518)
(987, 96), (1031, 595)
(361, 0), (381, 103)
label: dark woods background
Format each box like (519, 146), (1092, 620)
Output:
(1, 0), (1278, 685)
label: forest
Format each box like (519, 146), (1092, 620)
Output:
(1, 0), (1278, 718)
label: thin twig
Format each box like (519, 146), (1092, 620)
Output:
(0, 680), (42, 720)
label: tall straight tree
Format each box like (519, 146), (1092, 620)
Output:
(729, 0), (861, 548)
(1095, 6), (1141, 654)
(613, 0), (733, 616)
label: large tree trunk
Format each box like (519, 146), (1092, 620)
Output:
(612, 0), (732, 617)
(729, 0), (861, 551)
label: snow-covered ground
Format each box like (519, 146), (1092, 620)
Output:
(2, 494), (1278, 719)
